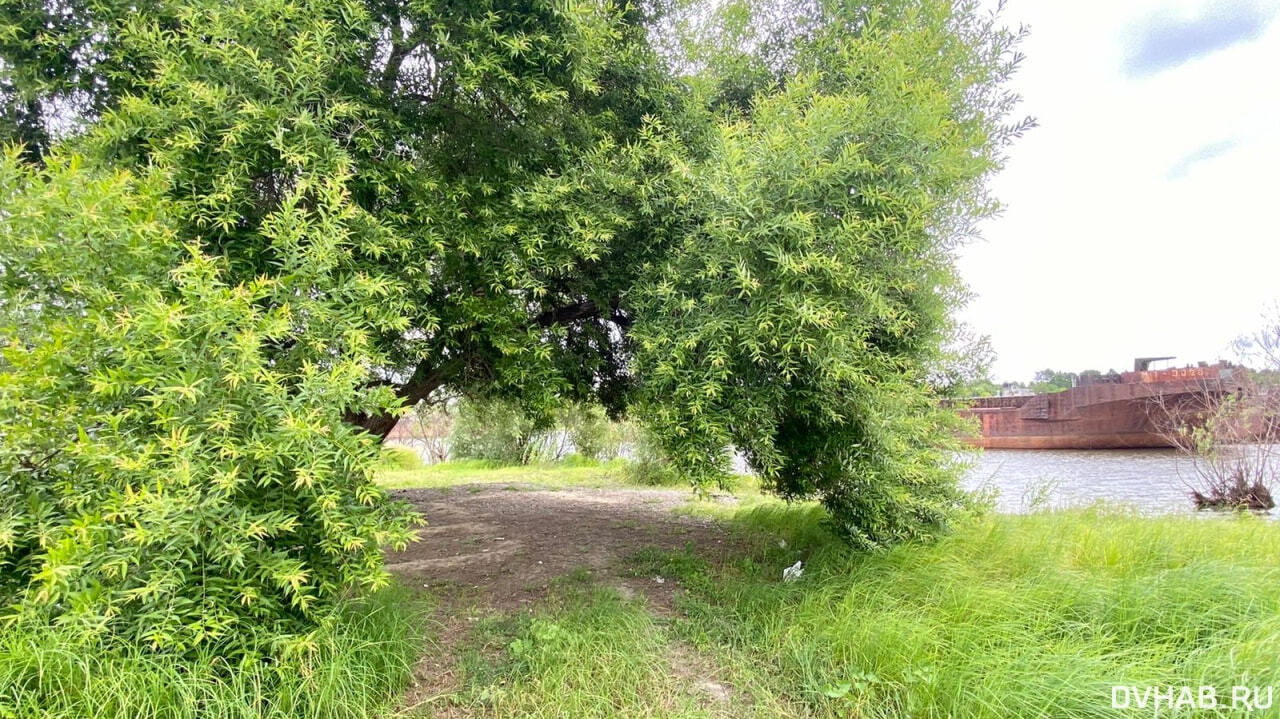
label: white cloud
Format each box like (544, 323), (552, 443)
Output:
(958, 0), (1280, 381)
(1121, 0), (1274, 76)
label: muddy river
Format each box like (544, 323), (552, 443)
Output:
(963, 448), (1278, 517)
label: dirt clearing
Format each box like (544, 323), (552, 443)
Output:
(385, 484), (746, 714)
(386, 484), (739, 610)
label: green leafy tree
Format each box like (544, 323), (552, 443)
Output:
(630, 2), (1029, 547)
(1, 0), (1029, 570)
(0, 152), (419, 652)
(950, 377), (1002, 398)
(449, 399), (621, 464)
(932, 326), (998, 397)
(624, 424), (684, 487)
(4, 0), (678, 439)
(559, 403), (624, 461)
(1030, 369), (1077, 395)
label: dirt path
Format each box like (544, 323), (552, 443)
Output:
(387, 483), (738, 609)
(385, 483), (744, 714)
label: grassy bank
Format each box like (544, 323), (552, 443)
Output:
(9, 462), (1279, 718)
(0, 586), (426, 719)
(377, 457), (667, 491)
(433, 501), (1280, 718)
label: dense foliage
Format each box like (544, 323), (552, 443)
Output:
(559, 403), (626, 461)
(450, 398), (548, 465)
(630, 3), (1027, 546)
(1, 0), (1028, 644)
(0, 154), (418, 652)
(449, 399), (625, 464)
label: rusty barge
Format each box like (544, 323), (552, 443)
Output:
(950, 358), (1243, 450)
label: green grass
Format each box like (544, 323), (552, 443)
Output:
(653, 503), (1280, 718)
(10, 461), (1279, 718)
(413, 569), (788, 718)
(0, 585), (428, 719)
(426, 498), (1280, 718)
(376, 458), (637, 490)
(377, 457), (755, 493)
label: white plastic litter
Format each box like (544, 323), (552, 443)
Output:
(782, 561), (804, 583)
(653, 576), (666, 584)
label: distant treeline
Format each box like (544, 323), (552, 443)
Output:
(953, 366), (1280, 398)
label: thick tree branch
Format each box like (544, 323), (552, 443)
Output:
(346, 357), (461, 440)
(379, 6), (429, 98)
(351, 297), (630, 441)
(534, 298), (633, 328)
(535, 299), (599, 326)
(381, 40), (416, 96)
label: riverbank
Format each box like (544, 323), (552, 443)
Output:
(387, 481), (1280, 718)
(3, 466), (1277, 718)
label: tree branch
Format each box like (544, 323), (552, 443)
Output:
(345, 357), (462, 440)
(350, 296), (630, 441)
(534, 298), (633, 328)
(535, 299), (600, 326)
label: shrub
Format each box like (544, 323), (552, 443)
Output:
(624, 425), (684, 487)
(559, 404), (625, 461)
(0, 153), (420, 653)
(380, 446), (425, 471)
(1154, 378), (1280, 511)
(449, 399), (633, 466)
(557, 454), (602, 468)
(449, 398), (545, 465)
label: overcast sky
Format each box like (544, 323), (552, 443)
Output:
(958, 0), (1280, 382)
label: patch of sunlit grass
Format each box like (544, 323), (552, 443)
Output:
(375, 458), (634, 490)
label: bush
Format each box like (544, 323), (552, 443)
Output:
(559, 404), (625, 461)
(449, 398), (545, 465)
(557, 454), (603, 468)
(0, 154), (420, 653)
(380, 446), (425, 471)
(624, 425), (684, 487)
(449, 399), (631, 466)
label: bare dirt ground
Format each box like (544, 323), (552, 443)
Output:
(385, 483), (746, 714)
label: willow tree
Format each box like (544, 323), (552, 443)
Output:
(2, 0), (1028, 616)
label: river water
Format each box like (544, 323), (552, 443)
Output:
(962, 448), (1278, 517)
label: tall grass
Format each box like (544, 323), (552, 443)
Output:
(413, 499), (1280, 717)
(0, 585), (426, 719)
(15, 478), (1275, 719)
(657, 504), (1280, 718)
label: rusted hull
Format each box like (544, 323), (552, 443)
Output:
(958, 433), (1176, 450)
(950, 364), (1243, 450)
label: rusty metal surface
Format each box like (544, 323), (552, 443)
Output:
(953, 362), (1243, 450)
